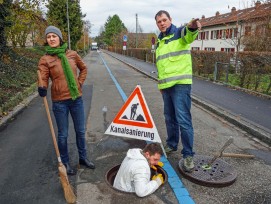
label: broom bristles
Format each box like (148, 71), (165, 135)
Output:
(58, 163), (77, 204)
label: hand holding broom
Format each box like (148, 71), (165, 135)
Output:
(37, 70), (76, 204)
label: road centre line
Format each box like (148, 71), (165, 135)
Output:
(99, 52), (195, 204)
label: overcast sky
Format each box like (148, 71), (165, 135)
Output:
(80, 0), (254, 37)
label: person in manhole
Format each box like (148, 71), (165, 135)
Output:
(113, 143), (164, 197)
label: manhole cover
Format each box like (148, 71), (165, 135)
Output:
(178, 155), (237, 187)
(105, 164), (168, 193)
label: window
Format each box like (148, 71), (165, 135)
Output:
(198, 31), (209, 40)
(222, 30), (226, 39)
(211, 30), (224, 40)
(221, 48), (235, 53)
(200, 32), (205, 40)
(217, 30), (222, 39)
(225, 29), (230, 39)
(198, 32), (201, 40)
(192, 47), (200, 50)
(204, 47), (215, 51)
(217, 30), (221, 39)
(229, 29), (233, 39)
(213, 30), (217, 39)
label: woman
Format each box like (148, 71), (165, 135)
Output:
(38, 26), (95, 175)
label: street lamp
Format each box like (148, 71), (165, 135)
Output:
(66, 0), (71, 49)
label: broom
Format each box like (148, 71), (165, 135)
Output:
(37, 71), (76, 204)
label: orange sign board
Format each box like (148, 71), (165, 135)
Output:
(105, 85), (161, 143)
(113, 86), (153, 128)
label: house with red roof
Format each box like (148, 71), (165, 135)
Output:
(191, 1), (271, 52)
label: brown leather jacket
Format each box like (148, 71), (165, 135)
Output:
(38, 50), (87, 101)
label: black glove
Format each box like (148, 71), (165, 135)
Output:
(38, 86), (47, 97)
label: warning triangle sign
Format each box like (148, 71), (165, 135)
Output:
(105, 85), (161, 143)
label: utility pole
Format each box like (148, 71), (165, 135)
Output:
(66, 0), (71, 49)
(83, 24), (85, 53)
(136, 13), (138, 48)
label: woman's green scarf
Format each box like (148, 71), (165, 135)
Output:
(46, 43), (79, 100)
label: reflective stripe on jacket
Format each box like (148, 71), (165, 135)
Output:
(156, 24), (198, 90)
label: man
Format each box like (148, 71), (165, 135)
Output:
(113, 143), (164, 197)
(154, 10), (201, 172)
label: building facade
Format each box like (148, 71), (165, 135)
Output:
(191, 1), (271, 52)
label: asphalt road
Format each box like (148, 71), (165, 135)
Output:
(78, 51), (271, 204)
(0, 50), (270, 204)
(0, 82), (93, 204)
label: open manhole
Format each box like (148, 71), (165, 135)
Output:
(105, 164), (168, 193)
(178, 155), (237, 187)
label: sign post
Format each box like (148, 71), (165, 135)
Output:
(123, 35), (127, 51)
(151, 37), (155, 50)
(151, 37), (155, 65)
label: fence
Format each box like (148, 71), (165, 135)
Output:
(107, 47), (271, 95)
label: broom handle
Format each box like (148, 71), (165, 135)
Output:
(37, 71), (62, 163)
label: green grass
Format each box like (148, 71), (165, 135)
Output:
(225, 74), (269, 94)
(194, 72), (271, 95)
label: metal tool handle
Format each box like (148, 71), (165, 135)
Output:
(208, 136), (234, 166)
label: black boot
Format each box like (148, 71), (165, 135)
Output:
(79, 158), (95, 169)
(63, 163), (76, 175)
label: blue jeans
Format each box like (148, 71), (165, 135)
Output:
(162, 84), (194, 158)
(53, 97), (87, 164)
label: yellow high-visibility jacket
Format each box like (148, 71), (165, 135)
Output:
(156, 24), (198, 90)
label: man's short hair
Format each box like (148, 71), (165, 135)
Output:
(155, 10), (171, 20)
(143, 143), (163, 156)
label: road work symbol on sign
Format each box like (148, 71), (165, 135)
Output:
(105, 85), (161, 143)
